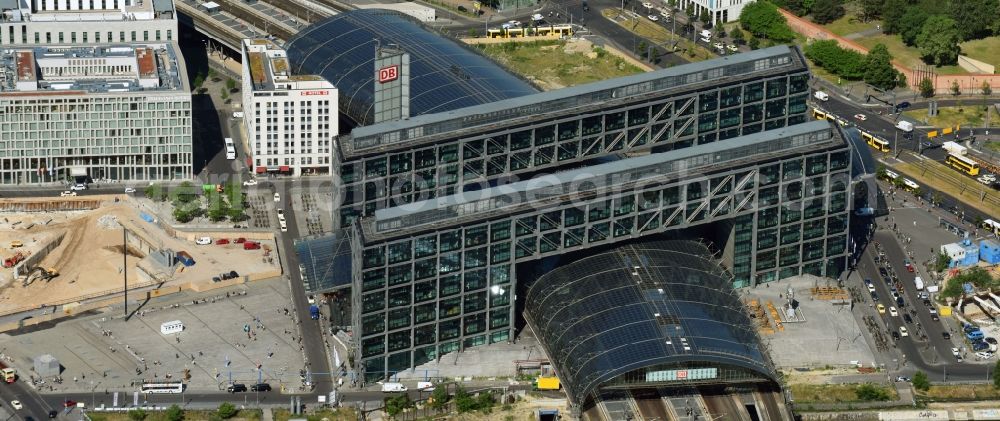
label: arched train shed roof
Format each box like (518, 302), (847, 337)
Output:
(284, 9), (539, 126)
(524, 241), (778, 406)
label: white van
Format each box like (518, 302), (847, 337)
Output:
(381, 382), (407, 392)
(896, 120), (914, 132)
(814, 91), (829, 101)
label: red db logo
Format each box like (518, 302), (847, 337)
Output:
(378, 65), (399, 83)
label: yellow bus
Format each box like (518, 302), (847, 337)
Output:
(861, 131), (890, 153)
(812, 108), (828, 120)
(945, 153), (981, 176)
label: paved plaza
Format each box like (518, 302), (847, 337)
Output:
(2, 278), (310, 395)
(745, 276), (877, 369)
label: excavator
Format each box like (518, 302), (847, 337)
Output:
(21, 266), (58, 287)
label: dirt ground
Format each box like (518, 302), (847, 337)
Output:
(0, 203), (280, 314)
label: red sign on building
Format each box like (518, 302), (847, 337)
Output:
(378, 65), (399, 83)
(301, 90), (329, 96)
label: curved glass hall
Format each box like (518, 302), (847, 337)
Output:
(284, 9), (538, 126)
(524, 240), (779, 406)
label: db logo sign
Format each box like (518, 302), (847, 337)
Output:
(378, 65), (399, 83)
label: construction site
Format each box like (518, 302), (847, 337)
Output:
(0, 195), (281, 326)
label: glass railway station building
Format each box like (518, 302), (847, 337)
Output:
(289, 11), (853, 382)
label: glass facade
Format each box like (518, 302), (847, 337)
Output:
(335, 52), (811, 228)
(351, 122), (850, 380)
(523, 240), (778, 406)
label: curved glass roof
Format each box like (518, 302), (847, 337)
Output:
(524, 240), (777, 405)
(284, 9), (539, 126)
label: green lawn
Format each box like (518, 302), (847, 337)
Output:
(985, 141), (1000, 153)
(475, 39), (644, 90)
(959, 36), (1000, 70)
(789, 383), (898, 404)
(902, 105), (998, 128)
(823, 14), (878, 37)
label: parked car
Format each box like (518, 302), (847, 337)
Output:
(942, 332), (951, 340)
(195, 237), (212, 245)
(227, 383), (247, 393)
(647, 14), (659, 21)
(244, 241), (261, 250)
(60, 191), (77, 197)
(11, 401), (22, 410)
(891, 331), (900, 340)
(274, 193), (281, 202)
(124, 187), (136, 193)
(854, 113), (867, 121)
(216, 239), (230, 245)
(899, 326), (909, 337)
(903, 314), (913, 324)
(877, 304), (886, 314)
(727, 44), (738, 52)
(235, 237), (247, 244)
(48, 411), (58, 418)
(63, 400), (76, 408)
(243, 179), (258, 186)
(952, 347), (961, 358)
(250, 383), (271, 392)
(895, 376), (910, 382)
(976, 351), (995, 359)
(888, 306), (898, 317)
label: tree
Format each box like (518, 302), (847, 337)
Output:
(454, 386), (476, 413)
(127, 409), (148, 421)
(811, 0), (844, 24)
(880, 0), (906, 34)
(739, 1), (795, 42)
(898, 8), (929, 46)
(384, 394), (412, 417)
(934, 253), (951, 272)
(207, 200), (230, 222)
(226, 78), (237, 92)
(994, 360), (1000, 389)
(216, 402), (237, 419)
(685, 3), (694, 17)
(983, 81), (993, 97)
(858, 0), (883, 21)
(166, 405), (184, 421)
(803, 39), (865, 80)
(949, 0), (998, 41)
(428, 385), (450, 410)
(951, 80), (961, 96)
(174, 181), (198, 203)
(919, 77), (935, 98)
(192, 73), (206, 90)
(913, 371), (931, 391)
(855, 383), (891, 401)
(748, 36), (760, 49)
(220, 88), (229, 101)
(731, 27), (745, 44)
(699, 8), (711, 26)
(145, 183), (167, 202)
(916, 15), (961, 66)
(864, 44), (901, 90)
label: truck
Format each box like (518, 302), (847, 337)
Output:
(309, 305), (320, 320)
(914, 276), (924, 291)
(813, 91), (829, 101)
(0, 362), (16, 383)
(175, 251), (195, 267)
(943, 141), (967, 156)
(535, 376), (561, 390)
(895, 120), (914, 132)
(381, 382), (407, 393)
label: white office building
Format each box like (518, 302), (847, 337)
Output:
(241, 39), (336, 177)
(0, 0), (178, 46)
(677, 0), (752, 23)
(0, 43), (192, 184)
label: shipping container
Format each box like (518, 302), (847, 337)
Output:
(176, 251), (195, 266)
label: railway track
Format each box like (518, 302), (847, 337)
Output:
(258, 0), (328, 25)
(210, 0), (296, 41)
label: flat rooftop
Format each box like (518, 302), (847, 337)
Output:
(0, 44), (185, 94)
(362, 120), (845, 242)
(2, 0), (175, 22)
(341, 45), (808, 159)
(244, 38), (329, 91)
